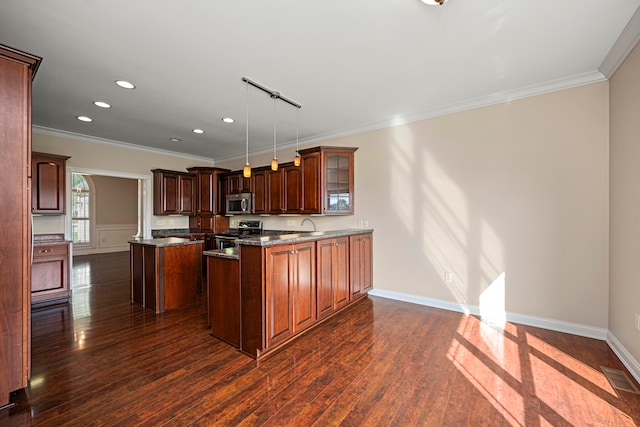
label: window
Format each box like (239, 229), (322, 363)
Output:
(71, 173), (91, 245)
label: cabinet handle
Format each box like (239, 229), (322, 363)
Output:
(38, 249), (52, 253)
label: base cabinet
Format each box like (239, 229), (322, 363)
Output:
(31, 239), (71, 304)
(130, 240), (202, 313)
(317, 237), (349, 319)
(238, 232), (372, 359)
(350, 233), (373, 299)
(264, 242), (316, 349)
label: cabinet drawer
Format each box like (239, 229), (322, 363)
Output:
(34, 244), (69, 257)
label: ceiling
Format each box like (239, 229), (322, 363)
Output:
(1, 0), (639, 163)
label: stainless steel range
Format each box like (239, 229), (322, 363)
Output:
(213, 220), (263, 249)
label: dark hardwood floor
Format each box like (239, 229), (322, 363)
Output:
(2, 251), (639, 426)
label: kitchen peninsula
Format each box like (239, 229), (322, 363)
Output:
(129, 237), (203, 313)
(205, 229), (373, 359)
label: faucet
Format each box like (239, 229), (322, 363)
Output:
(301, 218), (317, 232)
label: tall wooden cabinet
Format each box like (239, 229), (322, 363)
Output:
(152, 169), (196, 216)
(0, 44), (41, 409)
(187, 167), (229, 232)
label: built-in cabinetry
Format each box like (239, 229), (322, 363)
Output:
(0, 43), (41, 409)
(31, 152), (70, 215)
(219, 146), (357, 216)
(350, 233), (373, 299)
(264, 241), (316, 349)
(299, 146), (357, 215)
(31, 235), (71, 304)
(316, 236), (349, 320)
(130, 238), (202, 314)
(186, 167), (229, 232)
(152, 169), (196, 216)
(235, 231), (372, 359)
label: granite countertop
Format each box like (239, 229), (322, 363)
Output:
(129, 237), (203, 247)
(237, 228), (374, 247)
(33, 233), (72, 245)
(203, 247), (239, 260)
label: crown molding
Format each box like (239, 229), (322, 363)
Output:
(599, 5), (640, 78)
(32, 125), (216, 163)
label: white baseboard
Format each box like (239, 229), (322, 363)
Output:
(607, 331), (640, 385)
(368, 288), (640, 383)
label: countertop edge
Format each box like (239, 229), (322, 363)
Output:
(237, 228), (374, 247)
(129, 237), (203, 247)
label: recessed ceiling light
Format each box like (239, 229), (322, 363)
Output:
(169, 138), (181, 142)
(193, 129), (205, 134)
(93, 101), (111, 108)
(76, 116), (93, 122)
(222, 117), (235, 123)
(421, 0), (448, 5)
(115, 80), (135, 89)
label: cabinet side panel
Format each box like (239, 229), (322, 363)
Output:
(240, 245), (265, 357)
(0, 54), (30, 405)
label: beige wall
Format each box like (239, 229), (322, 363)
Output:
(610, 41), (640, 364)
(91, 175), (137, 225)
(221, 82), (611, 329)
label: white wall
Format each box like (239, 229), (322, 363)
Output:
(610, 41), (640, 371)
(220, 82), (611, 331)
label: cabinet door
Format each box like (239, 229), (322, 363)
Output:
(283, 165), (302, 213)
(301, 151), (321, 214)
(324, 152), (354, 215)
(252, 169), (269, 214)
(178, 174), (195, 215)
(350, 233), (373, 299)
(316, 239), (335, 319)
(268, 169), (284, 213)
(291, 242), (316, 333)
(333, 237), (350, 309)
(196, 170), (214, 215)
(228, 172), (253, 194)
(317, 237), (349, 319)
(31, 243), (69, 303)
(154, 171), (179, 214)
(265, 245), (294, 348)
(32, 154), (67, 214)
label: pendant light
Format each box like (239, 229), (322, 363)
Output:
(294, 107), (301, 167)
(271, 93), (279, 171)
(243, 80), (251, 178)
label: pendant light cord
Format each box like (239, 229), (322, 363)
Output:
(273, 96), (277, 160)
(245, 80), (249, 165)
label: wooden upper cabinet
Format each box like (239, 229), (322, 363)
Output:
(252, 168), (269, 214)
(152, 169), (195, 216)
(299, 146), (358, 215)
(32, 152), (70, 214)
(227, 171), (252, 194)
(283, 164), (302, 213)
(187, 167), (229, 215)
(268, 168), (284, 214)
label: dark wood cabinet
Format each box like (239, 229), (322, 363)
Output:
(317, 236), (349, 319)
(32, 152), (70, 214)
(0, 43), (41, 408)
(264, 241), (316, 349)
(152, 169), (196, 216)
(267, 168), (284, 214)
(283, 164), (302, 213)
(130, 240), (202, 314)
(227, 171), (252, 194)
(252, 168), (269, 214)
(299, 146), (358, 215)
(207, 256), (240, 347)
(31, 238), (70, 304)
(350, 232), (373, 300)
(187, 167), (229, 232)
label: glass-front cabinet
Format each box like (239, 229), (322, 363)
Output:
(300, 146), (357, 215)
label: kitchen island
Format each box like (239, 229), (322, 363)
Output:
(130, 237), (203, 313)
(204, 229), (373, 359)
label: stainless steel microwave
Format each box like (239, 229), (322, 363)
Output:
(225, 192), (253, 214)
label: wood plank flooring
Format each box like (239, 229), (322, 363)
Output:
(2, 251), (640, 425)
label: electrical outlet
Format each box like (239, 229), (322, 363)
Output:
(445, 272), (453, 283)
(157, 219), (165, 226)
(169, 219), (174, 225)
(635, 313), (640, 332)
(363, 220), (369, 228)
(287, 219), (295, 227)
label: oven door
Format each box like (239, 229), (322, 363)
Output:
(214, 236), (238, 249)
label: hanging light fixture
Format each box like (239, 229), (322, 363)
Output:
(243, 80), (251, 178)
(271, 93), (279, 171)
(294, 107), (301, 167)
